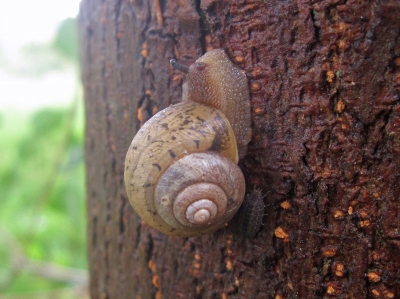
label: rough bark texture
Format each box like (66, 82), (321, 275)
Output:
(80, 0), (400, 298)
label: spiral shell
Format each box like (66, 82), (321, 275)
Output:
(124, 101), (245, 237)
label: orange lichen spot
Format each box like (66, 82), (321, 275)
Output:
(196, 285), (201, 295)
(336, 100), (345, 113)
(193, 262), (201, 269)
(322, 168), (331, 178)
(326, 285), (338, 295)
(152, 106), (158, 115)
(337, 39), (347, 51)
(367, 271), (381, 282)
(359, 220), (370, 228)
(155, 290), (162, 299)
(322, 246), (337, 257)
(226, 239), (233, 246)
(287, 281), (294, 291)
(360, 211), (368, 219)
(275, 295), (284, 299)
(348, 206), (354, 215)
(141, 42), (148, 58)
(234, 277), (240, 286)
(226, 260), (233, 271)
(341, 123), (348, 130)
(251, 67), (262, 77)
(373, 192), (380, 199)
(251, 83), (261, 91)
(326, 70), (335, 83)
(173, 75), (181, 81)
(254, 107), (263, 115)
(145, 89), (152, 95)
(395, 74), (400, 85)
(152, 274), (160, 288)
(334, 262), (346, 277)
(154, 0), (163, 26)
(371, 289), (380, 297)
(280, 201), (291, 210)
(234, 56), (244, 63)
(227, 249), (233, 255)
(221, 293), (227, 299)
(395, 57), (400, 67)
(338, 22), (347, 32)
(194, 253), (201, 261)
(372, 252), (380, 261)
(275, 226), (289, 242)
(148, 259), (157, 272)
(138, 107), (144, 123)
(333, 210), (344, 219)
(384, 291), (395, 298)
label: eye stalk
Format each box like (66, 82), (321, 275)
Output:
(170, 59), (189, 74)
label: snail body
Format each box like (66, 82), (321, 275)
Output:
(181, 50), (252, 159)
(124, 50), (252, 237)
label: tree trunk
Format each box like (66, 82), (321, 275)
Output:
(79, 0), (400, 298)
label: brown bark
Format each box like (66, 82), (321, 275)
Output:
(79, 0), (400, 298)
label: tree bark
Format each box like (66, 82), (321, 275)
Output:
(79, 0), (400, 298)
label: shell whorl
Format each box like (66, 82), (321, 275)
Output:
(155, 152), (245, 235)
(124, 101), (245, 237)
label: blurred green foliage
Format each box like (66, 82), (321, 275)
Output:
(53, 18), (79, 61)
(0, 17), (88, 298)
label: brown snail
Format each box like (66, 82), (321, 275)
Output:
(124, 49), (252, 237)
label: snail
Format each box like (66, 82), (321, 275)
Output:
(124, 49), (252, 237)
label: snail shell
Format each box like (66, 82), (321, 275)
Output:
(124, 50), (251, 237)
(125, 101), (245, 236)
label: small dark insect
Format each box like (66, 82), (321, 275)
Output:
(234, 189), (265, 238)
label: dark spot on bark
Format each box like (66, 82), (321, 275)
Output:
(194, 140), (200, 148)
(153, 212), (157, 216)
(169, 150), (176, 158)
(152, 163), (162, 171)
(132, 146), (137, 150)
(171, 136), (177, 140)
(125, 166), (129, 170)
(144, 183), (152, 187)
(147, 135), (151, 140)
(161, 123), (169, 129)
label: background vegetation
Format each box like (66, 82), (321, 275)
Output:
(0, 18), (88, 298)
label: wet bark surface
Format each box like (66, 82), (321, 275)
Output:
(80, 0), (400, 298)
